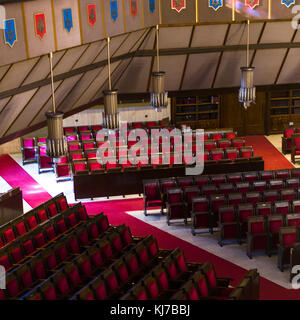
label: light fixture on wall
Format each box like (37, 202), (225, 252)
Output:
(150, 25), (168, 112)
(102, 37), (119, 129)
(239, 20), (256, 109)
(45, 52), (67, 161)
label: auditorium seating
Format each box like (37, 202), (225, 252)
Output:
(291, 134), (300, 164)
(143, 168), (300, 266)
(0, 192), (260, 300)
(282, 127), (296, 154)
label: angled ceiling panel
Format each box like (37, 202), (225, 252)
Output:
(153, 55), (186, 91)
(72, 41), (106, 69)
(112, 30), (146, 56)
(0, 97), (11, 114)
(53, 45), (89, 76)
(138, 27), (156, 50)
(0, 89), (37, 137)
(252, 49), (287, 85)
(182, 53), (220, 90)
(225, 22), (264, 45)
(0, 58), (39, 93)
(277, 48), (300, 84)
(159, 27), (193, 49)
(191, 24), (228, 47)
(0, 66), (11, 82)
(6, 84), (59, 134)
(259, 22), (295, 43)
(116, 57), (151, 93)
(31, 75), (83, 126)
(57, 69), (104, 113)
(214, 50), (255, 88)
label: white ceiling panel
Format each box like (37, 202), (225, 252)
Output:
(182, 53), (220, 90)
(252, 49), (287, 85)
(159, 27), (193, 49)
(226, 22), (264, 46)
(277, 48), (300, 84)
(192, 24), (228, 47)
(260, 22), (295, 43)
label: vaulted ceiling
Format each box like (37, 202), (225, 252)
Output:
(1, 19), (300, 143)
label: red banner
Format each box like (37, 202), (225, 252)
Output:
(245, 0), (259, 9)
(130, 0), (138, 17)
(171, 0), (186, 13)
(34, 13), (46, 39)
(88, 4), (97, 26)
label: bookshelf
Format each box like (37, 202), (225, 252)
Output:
(172, 95), (220, 130)
(268, 90), (300, 133)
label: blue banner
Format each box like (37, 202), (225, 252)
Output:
(149, 0), (155, 13)
(63, 8), (73, 32)
(110, 1), (118, 22)
(209, 0), (223, 11)
(281, 0), (295, 7)
(4, 19), (17, 48)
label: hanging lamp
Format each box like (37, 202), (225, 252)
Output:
(238, 20), (256, 109)
(150, 25), (168, 112)
(45, 52), (67, 161)
(102, 37), (119, 129)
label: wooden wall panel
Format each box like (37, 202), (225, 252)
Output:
(160, 0), (196, 24)
(123, 0), (144, 32)
(142, 0), (159, 27)
(0, 3), (27, 66)
(102, 0), (125, 37)
(52, 0), (81, 50)
(78, 0), (105, 44)
(23, 0), (55, 58)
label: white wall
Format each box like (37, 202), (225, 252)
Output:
(63, 102), (171, 127)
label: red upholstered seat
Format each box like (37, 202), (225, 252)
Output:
(24, 148), (36, 160)
(283, 233), (297, 246)
(48, 203), (58, 217)
(66, 135), (77, 142)
(74, 163), (87, 172)
(58, 197), (68, 211)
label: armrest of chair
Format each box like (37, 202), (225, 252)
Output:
(216, 277), (234, 287)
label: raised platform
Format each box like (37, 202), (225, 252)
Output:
(73, 158), (264, 200)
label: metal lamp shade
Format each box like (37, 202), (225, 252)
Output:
(239, 67), (256, 109)
(103, 90), (119, 129)
(150, 71), (168, 112)
(45, 111), (67, 160)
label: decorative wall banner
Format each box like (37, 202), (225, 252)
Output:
(34, 13), (46, 39)
(281, 0), (295, 7)
(3, 18), (17, 48)
(130, 0), (138, 17)
(110, 1), (118, 22)
(63, 8), (73, 33)
(171, 0), (186, 13)
(149, 0), (155, 13)
(87, 4), (97, 26)
(209, 0), (223, 11)
(245, 0), (259, 9)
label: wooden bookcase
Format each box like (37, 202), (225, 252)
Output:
(268, 89), (300, 133)
(171, 95), (220, 130)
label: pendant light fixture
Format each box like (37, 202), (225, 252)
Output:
(150, 25), (168, 112)
(45, 52), (67, 162)
(238, 20), (256, 109)
(103, 37), (119, 129)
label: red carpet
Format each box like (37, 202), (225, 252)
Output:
(0, 154), (52, 207)
(83, 198), (300, 300)
(245, 135), (295, 170)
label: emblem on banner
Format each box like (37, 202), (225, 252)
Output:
(281, 0), (295, 7)
(209, 0), (223, 11)
(130, 0), (138, 17)
(171, 0), (186, 13)
(245, 0), (259, 9)
(63, 8), (73, 33)
(149, 0), (155, 13)
(34, 13), (46, 39)
(110, 1), (118, 22)
(3, 18), (17, 48)
(87, 4), (97, 26)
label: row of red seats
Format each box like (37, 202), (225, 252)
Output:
(7, 223), (133, 300)
(0, 193), (68, 249)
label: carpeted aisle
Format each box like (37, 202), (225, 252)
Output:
(245, 135), (295, 170)
(0, 154), (52, 207)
